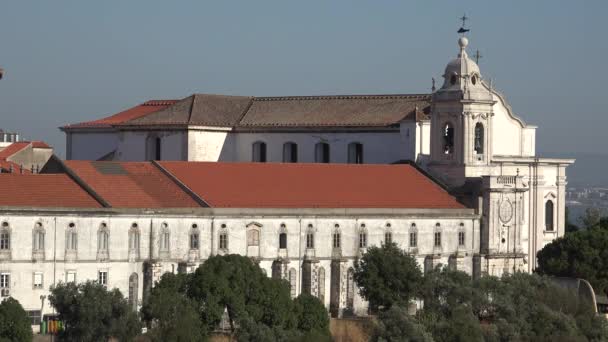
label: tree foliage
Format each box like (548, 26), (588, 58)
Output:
(49, 281), (141, 342)
(142, 254), (331, 341)
(537, 225), (608, 296)
(0, 297), (33, 342)
(354, 242), (423, 310)
(141, 273), (203, 342)
(373, 306), (433, 342)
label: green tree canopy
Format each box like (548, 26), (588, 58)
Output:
(187, 254), (297, 333)
(0, 297), (33, 342)
(536, 226), (608, 296)
(353, 242), (423, 310)
(293, 293), (330, 335)
(49, 281), (141, 342)
(141, 273), (203, 342)
(373, 306), (433, 342)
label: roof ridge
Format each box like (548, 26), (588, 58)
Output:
(142, 100), (179, 106)
(252, 94), (431, 101)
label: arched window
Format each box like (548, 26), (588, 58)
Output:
(409, 223), (418, 248)
(283, 142), (298, 163)
(279, 232), (287, 249)
(443, 123), (454, 155)
(247, 229), (260, 246)
(348, 142), (364, 164)
(97, 223), (109, 252)
(318, 267), (325, 303)
(315, 142), (330, 163)
(146, 135), (161, 161)
(384, 223), (393, 245)
(160, 223), (170, 252)
(332, 226), (341, 249)
(155, 137), (162, 160)
(33, 222), (45, 251)
(474, 122), (484, 154)
(129, 223), (140, 253)
(434, 223), (442, 248)
(545, 200), (554, 231)
(219, 230), (229, 250)
(0, 222), (10, 251)
(289, 268), (297, 298)
(66, 222), (77, 251)
(306, 224), (314, 249)
(128, 273), (138, 311)
(358, 226), (368, 248)
(190, 224), (200, 250)
(252, 141), (267, 162)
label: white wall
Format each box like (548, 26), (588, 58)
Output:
(68, 132), (119, 160)
(0, 209), (476, 318)
(232, 131), (405, 164)
(116, 130), (187, 161)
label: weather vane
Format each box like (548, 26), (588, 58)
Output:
(458, 14), (470, 35)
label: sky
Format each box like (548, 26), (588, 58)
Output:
(0, 1), (605, 157)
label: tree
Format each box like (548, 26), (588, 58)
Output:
(293, 293), (330, 338)
(354, 242), (423, 310)
(0, 297), (33, 342)
(565, 207), (579, 233)
(141, 273), (203, 342)
(373, 306), (433, 342)
(580, 207), (601, 228)
(49, 281), (141, 342)
(537, 226), (608, 296)
(187, 254), (297, 334)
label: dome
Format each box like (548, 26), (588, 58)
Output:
(440, 36), (481, 90)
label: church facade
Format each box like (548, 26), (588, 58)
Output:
(0, 34), (573, 323)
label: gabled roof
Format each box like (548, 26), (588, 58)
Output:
(0, 174), (101, 208)
(0, 142), (30, 159)
(61, 100), (178, 129)
(158, 161), (463, 209)
(62, 160), (201, 208)
(62, 93), (431, 130)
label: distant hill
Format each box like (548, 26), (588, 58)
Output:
(541, 152), (608, 187)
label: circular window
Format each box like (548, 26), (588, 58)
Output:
(471, 75), (477, 85)
(450, 75), (457, 85)
(68, 222), (75, 228)
(192, 223), (198, 229)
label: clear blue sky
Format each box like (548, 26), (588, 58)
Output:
(0, 1), (604, 157)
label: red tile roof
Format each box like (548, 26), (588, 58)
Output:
(0, 160), (31, 174)
(63, 160), (200, 208)
(159, 161), (464, 209)
(30, 141), (52, 149)
(0, 174), (101, 208)
(0, 142), (30, 159)
(61, 100), (178, 129)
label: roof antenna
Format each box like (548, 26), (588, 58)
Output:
(431, 77), (436, 92)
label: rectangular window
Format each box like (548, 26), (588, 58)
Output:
(434, 232), (442, 247)
(33, 272), (43, 289)
(359, 233), (367, 248)
(27, 310), (42, 325)
(385, 232), (392, 245)
(0, 273), (9, 289)
(458, 231), (465, 246)
(306, 233), (314, 249)
(333, 233), (341, 249)
(98, 271), (108, 286)
(190, 234), (199, 249)
(219, 234), (228, 250)
(409, 232), (417, 248)
(0, 232), (9, 250)
(66, 271), (76, 283)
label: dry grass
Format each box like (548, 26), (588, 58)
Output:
(330, 317), (375, 342)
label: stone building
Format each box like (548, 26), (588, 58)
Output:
(0, 33), (573, 326)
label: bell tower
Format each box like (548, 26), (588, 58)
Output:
(428, 34), (495, 187)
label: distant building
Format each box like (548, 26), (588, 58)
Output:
(0, 32), (574, 323)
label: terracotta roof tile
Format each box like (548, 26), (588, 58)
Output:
(0, 142), (30, 159)
(0, 174), (101, 208)
(62, 100), (178, 129)
(0, 160), (31, 174)
(63, 160), (200, 208)
(159, 161), (463, 209)
(30, 141), (52, 149)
